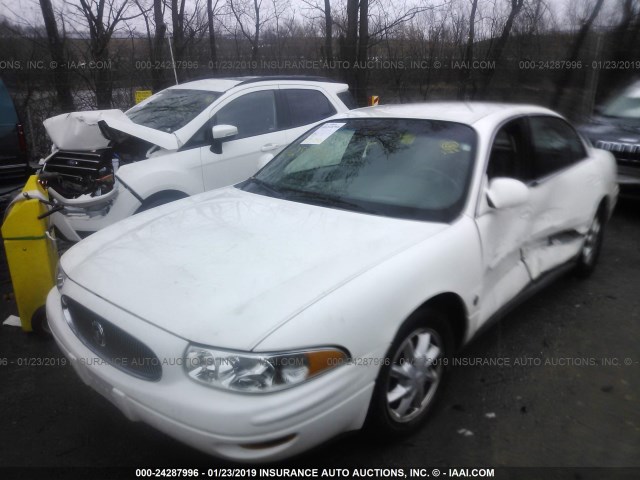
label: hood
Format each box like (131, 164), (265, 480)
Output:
(61, 187), (448, 350)
(579, 115), (640, 143)
(43, 109), (180, 151)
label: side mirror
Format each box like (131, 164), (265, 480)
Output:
(486, 177), (529, 209)
(210, 124), (238, 154)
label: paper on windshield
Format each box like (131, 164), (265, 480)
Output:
(302, 122), (346, 145)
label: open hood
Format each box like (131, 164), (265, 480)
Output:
(43, 109), (180, 151)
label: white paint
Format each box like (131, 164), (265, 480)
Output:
(47, 102), (619, 462)
(43, 78), (351, 237)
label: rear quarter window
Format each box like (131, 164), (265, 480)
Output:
(337, 90), (357, 109)
(282, 89), (337, 128)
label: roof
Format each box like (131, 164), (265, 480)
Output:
(341, 102), (560, 126)
(167, 76), (346, 94)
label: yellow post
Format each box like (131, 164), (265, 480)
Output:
(135, 90), (153, 104)
(1, 176), (57, 333)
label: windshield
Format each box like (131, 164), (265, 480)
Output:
(602, 85), (640, 118)
(126, 89), (221, 133)
(240, 118), (477, 222)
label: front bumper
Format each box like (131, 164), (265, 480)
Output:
(46, 285), (375, 462)
(48, 184), (142, 241)
(616, 166), (640, 200)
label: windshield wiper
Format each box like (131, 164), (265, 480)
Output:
(246, 177), (285, 198)
(280, 188), (376, 214)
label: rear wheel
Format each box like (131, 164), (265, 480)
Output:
(575, 206), (606, 278)
(365, 308), (452, 437)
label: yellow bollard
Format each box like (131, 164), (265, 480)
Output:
(1, 175), (57, 333)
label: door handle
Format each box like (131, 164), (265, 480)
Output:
(261, 143), (279, 152)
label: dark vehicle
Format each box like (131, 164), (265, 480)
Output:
(580, 80), (640, 198)
(0, 79), (29, 192)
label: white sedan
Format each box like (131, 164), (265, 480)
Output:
(47, 103), (618, 462)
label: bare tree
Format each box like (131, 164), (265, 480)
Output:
(458, 0), (479, 99)
(356, 0), (369, 104)
(228, 0), (273, 63)
(39, 0), (74, 112)
(135, 0), (166, 91)
(170, 0), (208, 80)
(323, 0), (333, 61)
(70, 0), (141, 108)
(299, 0), (333, 60)
(599, 0), (640, 94)
(551, 0), (605, 108)
(342, 0), (359, 78)
(151, 0), (167, 90)
(207, 0), (221, 71)
(478, 0), (526, 95)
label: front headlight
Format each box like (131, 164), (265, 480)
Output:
(184, 345), (349, 393)
(55, 264), (67, 290)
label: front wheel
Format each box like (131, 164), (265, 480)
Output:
(365, 308), (452, 437)
(31, 306), (51, 337)
(575, 207), (606, 278)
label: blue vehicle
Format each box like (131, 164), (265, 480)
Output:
(0, 79), (30, 192)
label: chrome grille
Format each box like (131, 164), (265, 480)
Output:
(44, 149), (111, 178)
(595, 140), (640, 167)
(62, 296), (162, 381)
(42, 149), (113, 197)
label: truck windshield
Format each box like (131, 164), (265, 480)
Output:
(602, 85), (640, 119)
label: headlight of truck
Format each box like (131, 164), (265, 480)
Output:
(184, 345), (349, 393)
(55, 264), (67, 290)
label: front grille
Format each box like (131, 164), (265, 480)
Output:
(62, 296), (162, 381)
(42, 149), (113, 197)
(44, 150), (111, 178)
(595, 140), (640, 168)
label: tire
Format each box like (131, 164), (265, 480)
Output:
(31, 306), (52, 337)
(575, 205), (606, 278)
(135, 192), (188, 214)
(364, 307), (453, 438)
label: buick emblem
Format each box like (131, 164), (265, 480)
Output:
(67, 159), (79, 166)
(91, 320), (106, 347)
